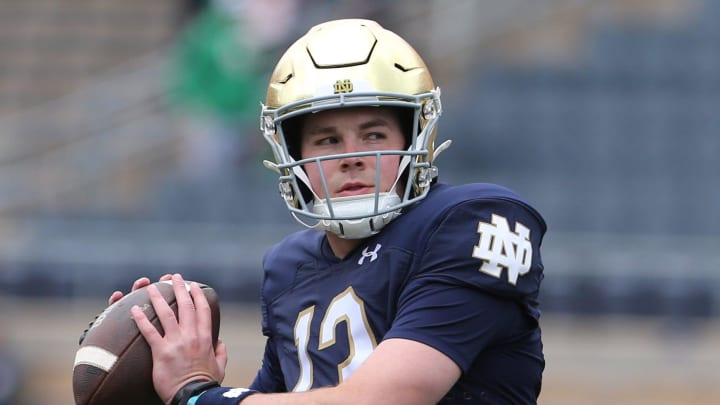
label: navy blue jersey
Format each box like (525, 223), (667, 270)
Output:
(250, 183), (547, 404)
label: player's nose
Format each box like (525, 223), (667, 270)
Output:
(338, 138), (366, 169)
(339, 154), (364, 170)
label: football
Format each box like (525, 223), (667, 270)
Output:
(72, 281), (221, 405)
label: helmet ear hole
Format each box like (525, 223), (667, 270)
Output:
(281, 115), (305, 161)
(392, 107), (416, 149)
(298, 181), (314, 204)
(280, 115), (314, 203)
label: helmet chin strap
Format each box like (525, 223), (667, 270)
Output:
(312, 193), (402, 239)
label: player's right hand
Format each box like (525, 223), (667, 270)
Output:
(107, 274), (173, 306)
(131, 274), (227, 404)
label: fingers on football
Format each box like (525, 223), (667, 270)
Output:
(108, 291), (123, 306)
(148, 282), (180, 337)
(131, 303), (162, 345)
(172, 274), (197, 332)
(110, 276), (152, 305)
(131, 277), (152, 292)
(215, 338), (229, 375)
(189, 281), (212, 342)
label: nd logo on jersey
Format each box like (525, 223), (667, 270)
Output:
(472, 213), (532, 285)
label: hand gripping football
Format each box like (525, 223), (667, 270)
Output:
(72, 281), (220, 405)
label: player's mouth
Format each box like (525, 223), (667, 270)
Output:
(336, 182), (373, 197)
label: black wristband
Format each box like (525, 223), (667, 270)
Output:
(170, 380), (221, 405)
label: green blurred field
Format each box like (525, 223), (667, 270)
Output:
(2, 296), (718, 405)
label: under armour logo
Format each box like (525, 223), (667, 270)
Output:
(358, 243), (382, 265)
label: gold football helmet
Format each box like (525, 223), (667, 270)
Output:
(260, 19), (450, 239)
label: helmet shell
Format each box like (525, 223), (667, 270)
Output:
(260, 19), (444, 239)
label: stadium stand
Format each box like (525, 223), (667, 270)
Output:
(0, 0), (718, 317)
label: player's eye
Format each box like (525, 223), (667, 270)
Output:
(365, 132), (386, 141)
(315, 136), (339, 146)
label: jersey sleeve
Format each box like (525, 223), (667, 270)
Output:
(383, 282), (536, 373)
(249, 336), (288, 393)
(384, 196), (546, 372)
(251, 246), (289, 393)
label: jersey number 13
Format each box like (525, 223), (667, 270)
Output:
(292, 286), (378, 391)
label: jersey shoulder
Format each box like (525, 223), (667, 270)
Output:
(261, 229), (324, 302)
(394, 182), (547, 304)
(415, 182), (546, 231)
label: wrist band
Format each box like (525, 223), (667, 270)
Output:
(194, 387), (259, 405)
(170, 380), (221, 405)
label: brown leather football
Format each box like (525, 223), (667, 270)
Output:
(72, 281), (220, 405)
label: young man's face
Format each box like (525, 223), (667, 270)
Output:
(299, 107), (406, 200)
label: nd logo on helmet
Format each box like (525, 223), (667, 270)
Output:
(333, 79), (353, 94)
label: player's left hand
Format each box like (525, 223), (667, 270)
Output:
(131, 273), (227, 404)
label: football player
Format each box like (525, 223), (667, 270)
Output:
(118, 18), (547, 405)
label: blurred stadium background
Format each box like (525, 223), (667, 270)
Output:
(0, 0), (718, 404)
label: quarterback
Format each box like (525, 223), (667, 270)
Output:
(118, 19), (547, 405)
